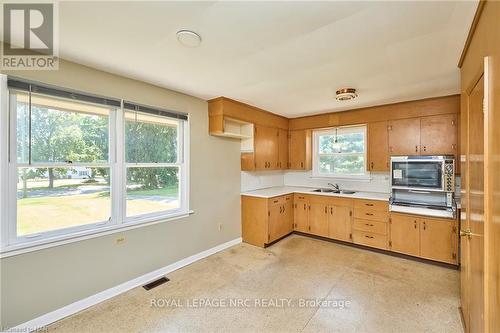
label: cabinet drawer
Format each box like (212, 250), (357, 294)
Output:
(294, 194), (308, 201)
(354, 199), (388, 212)
(354, 208), (389, 222)
(269, 196), (285, 206)
(352, 230), (388, 250)
(353, 219), (387, 235)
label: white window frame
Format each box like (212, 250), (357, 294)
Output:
(312, 125), (369, 180)
(0, 76), (191, 255)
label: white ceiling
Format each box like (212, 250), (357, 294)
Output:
(58, 1), (478, 117)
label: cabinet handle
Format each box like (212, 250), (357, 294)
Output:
(330, 207), (333, 214)
(365, 235), (374, 239)
(365, 203), (374, 207)
(423, 146), (427, 152)
(325, 206), (327, 214)
(371, 162), (374, 169)
(365, 213), (374, 216)
(279, 206), (282, 213)
(303, 204), (306, 210)
(365, 223), (374, 227)
(423, 222), (426, 230)
(301, 162), (304, 168)
(414, 221), (417, 229)
(282, 205), (285, 214)
(273, 200), (279, 203)
(415, 145), (419, 153)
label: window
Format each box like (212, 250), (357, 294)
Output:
(2, 79), (189, 249)
(312, 125), (367, 178)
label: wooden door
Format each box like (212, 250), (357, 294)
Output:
(461, 73), (485, 333)
(289, 130), (311, 169)
(309, 203), (328, 237)
(328, 205), (352, 242)
(254, 125), (278, 170)
(368, 121), (389, 171)
(388, 118), (421, 155)
(278, 129), (288, 169)
(294, 199), (309, 233)
(420, 114), (458, 155)
(420, 218), (457, 264)
(389, 213), (420, 256)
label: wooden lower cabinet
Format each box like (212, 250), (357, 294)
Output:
(389, 213), (420, 256)
(389, 213), (458, 264)
(420, 217), (457, 264)
(242, 194), (458, 265)
(293, 194), (309, 233)
(309, 202), (328, 237)
(241, 194), (293, 247)
(329, 205), (352, 242)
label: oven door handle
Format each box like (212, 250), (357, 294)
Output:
(408, 190), (432, 194)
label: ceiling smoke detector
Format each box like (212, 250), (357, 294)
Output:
(335, 88), (358, 101)
(176, 30), (202, 48)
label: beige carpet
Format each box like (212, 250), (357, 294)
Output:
(48, 234), (463, 333)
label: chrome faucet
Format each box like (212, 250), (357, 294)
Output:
(328, 183), (340, 191)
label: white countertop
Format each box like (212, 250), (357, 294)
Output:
(241, 186), (390, 201)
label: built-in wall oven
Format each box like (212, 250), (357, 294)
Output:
(390, 156), (456, 218)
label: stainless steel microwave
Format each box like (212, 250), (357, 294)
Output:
(390, 156), (455, 192)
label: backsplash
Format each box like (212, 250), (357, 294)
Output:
(284, 171), (391, 193)
(241, 171), (284, 192)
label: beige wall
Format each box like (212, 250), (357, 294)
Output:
(0, 60), (242, 328)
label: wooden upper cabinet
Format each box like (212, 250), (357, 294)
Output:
(368, 121), (389, 171)
(420, 114), (457, 155)
(388, 118), (421, 155)
(389, 213), (420, 256)
(420, 217), (457, 264)
(289, 130), (311, 170)
(254, 125), (279, 170)
(278, 129), (289, 170)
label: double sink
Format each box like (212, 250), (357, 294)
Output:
(311, 188), (356, 195)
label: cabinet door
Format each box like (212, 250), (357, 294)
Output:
(309, 203), (329, 237)
(388, 118), (421, 155)
(389, 214), (420, 256)
(368, 121), (389, 171)
(283, 197), (294, 234)
(420, 114), (457, 155)
(294, 200), (309, 233)
(267, 204), (282, 243)
(328, 205), (352, 242)
(289, 130), (311, 170)
(420, 218), (456, 264)
(278, 129), (289, 169)
(254, 125), (278, 170)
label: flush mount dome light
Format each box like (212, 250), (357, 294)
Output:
(335, 88), (358, 101)
(176, 30), (202, 47)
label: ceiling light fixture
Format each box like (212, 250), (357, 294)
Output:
(335, 88), (358, 101)
(176, 30), (202, 48)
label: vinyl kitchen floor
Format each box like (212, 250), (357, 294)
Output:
(48, 234), (463, 333)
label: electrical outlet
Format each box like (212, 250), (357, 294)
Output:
(218, 223), (223, 231)
(115, 237), (125, 245)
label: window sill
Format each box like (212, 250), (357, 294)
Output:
(310, 174), (372, 182)
(0, 210), (194, 258)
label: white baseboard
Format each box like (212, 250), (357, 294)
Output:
(9, 237), (242, 332)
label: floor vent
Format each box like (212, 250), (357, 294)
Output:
(143, 277), (170, 291)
